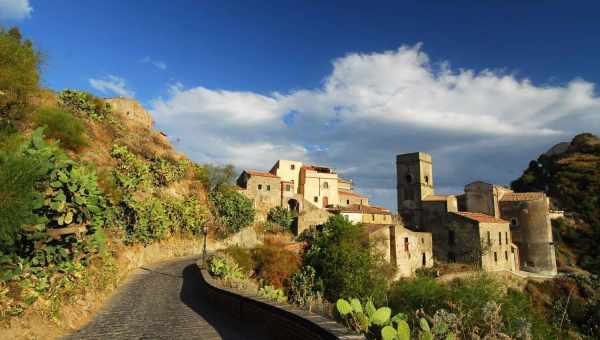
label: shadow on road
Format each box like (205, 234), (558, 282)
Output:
(180, 263), (267, 340)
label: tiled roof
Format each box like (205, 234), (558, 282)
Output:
(451, 211), (508, 224)
(422, 194), (450, 202)
(340, 204), (391, 215)
(338, 189), (367, 198)
(500, 192), (546, 202)
(244, 170), (280, 178)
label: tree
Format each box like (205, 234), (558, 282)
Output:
(209, 189), (255, 235)
(197, 164), (236, 192)
(267, 206), (293, 231)
(303, 215), (394, 305)
(0, 27), (42, 119)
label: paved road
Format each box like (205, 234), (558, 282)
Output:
(67, 256), (268, 340)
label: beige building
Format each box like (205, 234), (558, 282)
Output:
(368, 224), (434, 278)
(396, 152), (557, 275)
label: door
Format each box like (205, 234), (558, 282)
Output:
(322, 196), (328, 208)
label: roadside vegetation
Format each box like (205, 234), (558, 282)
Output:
(0, 26), (255, 337)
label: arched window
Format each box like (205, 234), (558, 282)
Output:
(406, 174), (413, 184)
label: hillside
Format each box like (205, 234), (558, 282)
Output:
(511, 133), (600, 274)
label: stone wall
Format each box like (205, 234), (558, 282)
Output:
(197, 266), (362, 340)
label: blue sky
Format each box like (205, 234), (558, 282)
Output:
(2, 0), (600, 209)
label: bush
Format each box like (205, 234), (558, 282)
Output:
(33, 107), (88, 150)
(110, 144), (151, 191)
(207, 254), (243, 281)
(267, 206), (293, 231)
(209, 189), (255, 235)
(0, 27), (42, 119)
(389, 276), (448, 317)
(303, 215), (393, 305)
(121, 196), (169, 245)
(286, 265), (323, 308)
(252, 238), (301, 288)
(150, 158), (187, 186)
(222, 245), (255, 275)
(58, 89), (111, 120)
(162, 195), (207, 235)
(202, 164), (236, 192)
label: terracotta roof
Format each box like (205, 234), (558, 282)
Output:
(244, 170), (280, 178)
(338, 189), (367, 198)
(366, 224), (392, 234)
(422, 194), (450, 202)
(500, 192), (545, 202)
(451, 211), (508, 224)
(340, 204), (391, 215)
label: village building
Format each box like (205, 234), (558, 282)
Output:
(396, 152), (557, 275)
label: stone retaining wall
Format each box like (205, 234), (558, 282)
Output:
(197, 264), (364, 340)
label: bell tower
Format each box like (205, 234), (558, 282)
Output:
(396, 152), (434, 227)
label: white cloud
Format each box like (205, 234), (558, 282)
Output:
(140, 56), (167, 70)
(150, 44), (600, 209)
(89, 74), (135, 98)
(0, 0), (32, 20)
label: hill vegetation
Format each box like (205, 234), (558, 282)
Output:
(0, 26), (256, 337)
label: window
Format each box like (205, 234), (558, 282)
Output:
(448, 252), (456, 263)
(346, 199), (350, 205)
(421, 237), (424, 244)
(406, 174), (413, 184)
(372, 214), (375, 221)
(487, 231), (491, 246)
(285, 184), (291, 192)
(323, 181), (329, 189)
(499, 232), (502, 245)
(266, 185), (271, 191)
(494, 252), (498, 263)
(422, 253), (426, 266)
(344, 215), (349, 221)
(404, 237), (409, 252)
(448, 230), (456, 246)
(425, 175), (429, 184)
(510, 218), (519, 227)
(290, 164), (295, 170)
(505, 251), (509, 261)
(258, 184), (262, 190)
(505, 232), (509, 244)
(313, 196), (318, 203)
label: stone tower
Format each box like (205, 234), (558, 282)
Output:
(396, 152), (434, 228)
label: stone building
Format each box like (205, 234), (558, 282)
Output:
(368, 224), (434, 278)
(396, 152), (557, 275)
(237, 160), (370, 231)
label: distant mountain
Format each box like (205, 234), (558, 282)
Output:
(512, 133), (600, 273)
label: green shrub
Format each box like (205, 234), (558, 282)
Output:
(0, 27), (42, 119)
(209, 189), (255, 235)
(203, 164), (236, 192)
(303, 215), (393, 305)
(286, 265), (323, 308)
(150, 158), (187, 186)
(58, 89), (111, 120)
(122, 196), (169, 245)
(267, 206), (293, 231)
(207, 254), (243, 280)
(33, 108), (88, 150)
(258, 284), (287, 303)
(162, 195), (207, 235)
(389, 276), (448, 316)
(110, 144), (151, 191)
(222, 245), (255, 274)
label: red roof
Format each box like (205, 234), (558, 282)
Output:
(500, 192), (545, 202)
(451, 211), (508, 224)
(338, 189), (367, 198)
(244, 170), (280, 178)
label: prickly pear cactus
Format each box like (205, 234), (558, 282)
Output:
(336, 298), (353, 316)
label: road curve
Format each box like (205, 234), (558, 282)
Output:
(67, 256), (268, 340)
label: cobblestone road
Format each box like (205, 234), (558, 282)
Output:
(67, 256), (268, 340)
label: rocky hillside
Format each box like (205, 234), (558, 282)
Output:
(511, 133), (600, 273)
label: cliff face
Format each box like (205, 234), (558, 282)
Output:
(105, 97), (154, 129)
